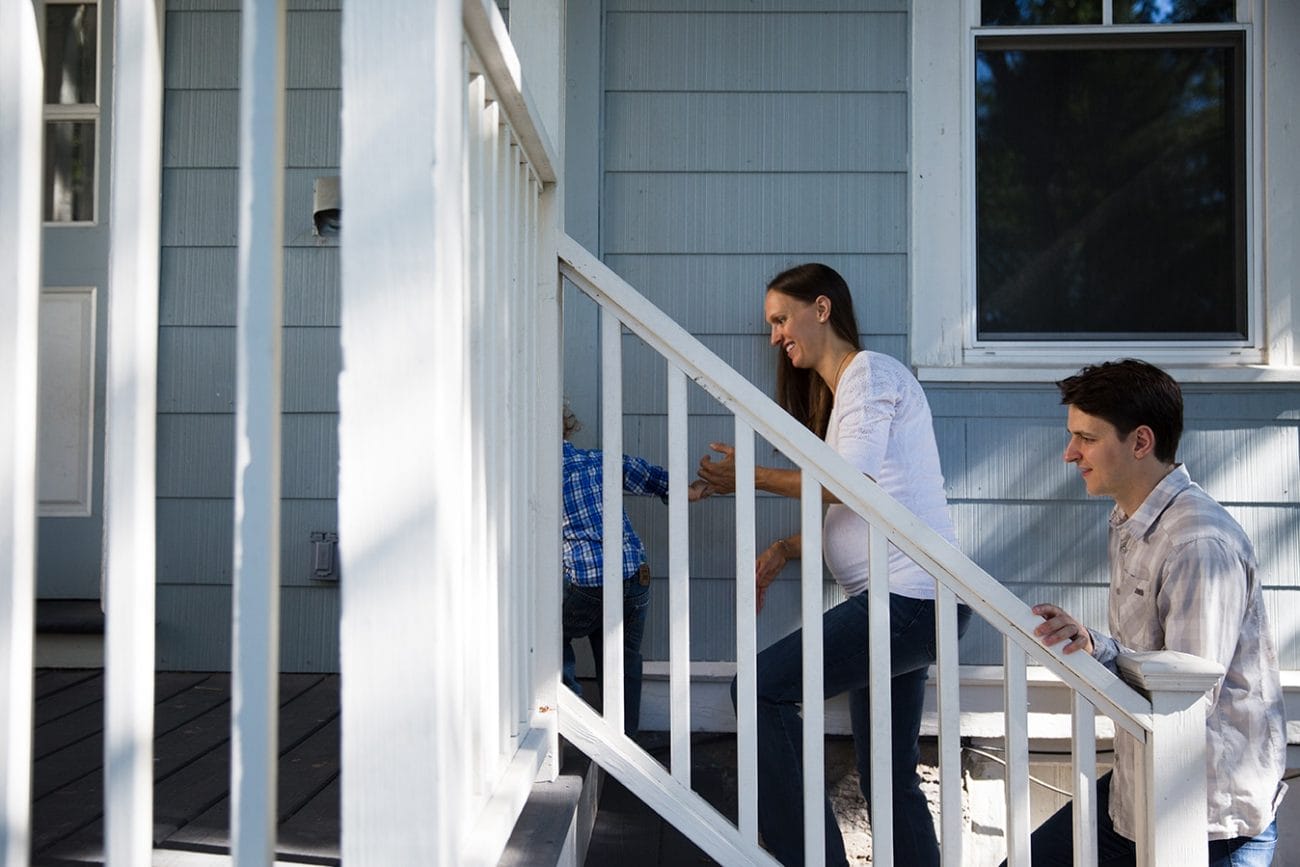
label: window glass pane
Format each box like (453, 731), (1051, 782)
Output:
(1115, 1), (1236, 24)
(44, 5), (98, 105)
(982, 0), (1102, 26)
(44, 122), (97, 222)
(975, 36), (1246, 340)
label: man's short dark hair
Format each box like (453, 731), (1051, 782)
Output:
(1057, 359), (1183, 464)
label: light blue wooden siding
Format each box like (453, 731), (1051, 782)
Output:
(593, 1), (911, 662)
(591, 2), (1300, 672)
(930, 385), (1300, 667)
(157, 0), (340, 671)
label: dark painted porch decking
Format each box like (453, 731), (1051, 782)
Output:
(30, 669), (340, 866)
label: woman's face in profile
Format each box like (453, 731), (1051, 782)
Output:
(764, 290), (825, 370)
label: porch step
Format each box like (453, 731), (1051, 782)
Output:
(35, 599), (105, 668)
(499, 740), (602, 867)
(35, 599), (104, 633)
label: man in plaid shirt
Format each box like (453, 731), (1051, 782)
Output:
(1026, 360), (1286, 866)
(562, 417), (707, 736)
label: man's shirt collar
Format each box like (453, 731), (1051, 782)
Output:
(1108, 463), (1191, 538)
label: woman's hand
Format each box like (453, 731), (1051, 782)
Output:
(755, 537), (795, 614)
(1031, 603), (1094, 655)
(697, 442), (737, 494)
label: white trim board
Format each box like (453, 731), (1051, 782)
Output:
(636, 662), (1300, 751)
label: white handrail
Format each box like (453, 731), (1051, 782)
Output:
(462, 0), (557, 185)
(556, 233), (1155, 739)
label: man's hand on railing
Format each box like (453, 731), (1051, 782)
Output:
(1031, 602), (1095, 656)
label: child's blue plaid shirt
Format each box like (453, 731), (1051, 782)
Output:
(562, 440), (670, 587)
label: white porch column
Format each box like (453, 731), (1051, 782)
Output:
(103, 2), (165, 864)
(1117, 650), (1225, 867)
(339, 1), (469, 863)
(0, 3), (43, 864)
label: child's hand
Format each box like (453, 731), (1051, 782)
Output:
(687, 480), (712, 502)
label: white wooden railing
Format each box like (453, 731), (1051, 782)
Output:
(0, 1), (1224, 866)
(555, 243), (1226, 867)
(2, 0), (564, 865)
(338, 1), (562, 864)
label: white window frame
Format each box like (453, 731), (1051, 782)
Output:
(41, 0), (103, 227)
(911, 0), (1300, 383)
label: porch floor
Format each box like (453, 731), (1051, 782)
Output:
(30, 668), (340, 866)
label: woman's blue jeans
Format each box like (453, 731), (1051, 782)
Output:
(561, 578), (650, 737)
(1017, 772), (1279, 867)
(731, 591), (972, 867)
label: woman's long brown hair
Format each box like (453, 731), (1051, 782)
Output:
(767, 263), (861, 439)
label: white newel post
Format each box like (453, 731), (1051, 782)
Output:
(1116, 651), (1224, 867)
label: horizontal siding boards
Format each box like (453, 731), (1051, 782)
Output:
(284, 89), (342, 167)
(605, 92), (907, 172)
(160, 247), (238, 325)
(164, 89), (339, 168)
(157, 415), (236, 498)
(951, 501), (1112, 591)
(161, 169), (240, 246)
(594, 3), (915, 669)
(165, 12), (239, 89)
(156, 2), (342, 671)
(164, 9), (339, 89)
(159, 168), (333, 246)
(156, 325), (342, 414)
(156, 413), (337, 499)
(285, 10), (340, 89)
(163, 89), (239, 167)
(158, 326), (237, 412)
(159, 247), (337, 327)
(168, 1), (341, 11)
(602, 173), (907, 255)
(157, 499), (234, 585)
(607, 0), (905, 9)
(157, 498), (339, 587)
(284, 247), (340, 326)
(602, 254), (907, 334)
(1181, 425), (1299, 504)
(960, 419), (1083, 501)
(281, 414), (339, 499)
(605, 12), (906, 92)
(156, 585), (339, 671)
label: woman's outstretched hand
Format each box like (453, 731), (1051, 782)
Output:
(697, 442), (737, 494)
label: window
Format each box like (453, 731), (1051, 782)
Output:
(908, 1), (1300, 381)
(975, 30), (1246, 341)
(42, 1), (101, 224)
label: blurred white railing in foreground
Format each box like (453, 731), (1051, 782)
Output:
(556, 239), (1224, 867)
(338, 1), (562, 864)
(0, 1), (1222, 866)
